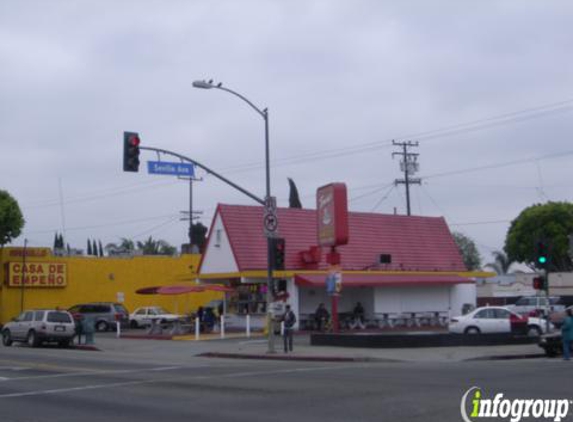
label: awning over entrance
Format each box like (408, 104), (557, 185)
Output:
(294, 273), (472, 288)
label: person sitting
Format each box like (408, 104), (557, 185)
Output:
(314, 303), (330, 331)
(351, 302), (366, 329)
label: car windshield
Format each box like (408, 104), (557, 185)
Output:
(47, 312), (72, 323)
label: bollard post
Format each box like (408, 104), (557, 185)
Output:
(195, 316), (200, 340)
(246, 314), (251, 338)
(116, 321), (121, 338)
(280, 321), (285, 336)
(220, 315), (225, 339)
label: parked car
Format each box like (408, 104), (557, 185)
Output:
(2, 309), (76, 347)
(538, 332), (564, 357)
(68, 302), (129, 332)
(129, 306), (181, 328)
(449, 306), (552, 336)
(549, 305), (573, 328)
(508, 296), (565, 317)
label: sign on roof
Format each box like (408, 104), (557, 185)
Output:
(317, 183), (349, 247)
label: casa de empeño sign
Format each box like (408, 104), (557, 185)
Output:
(7, 262), (67, 288)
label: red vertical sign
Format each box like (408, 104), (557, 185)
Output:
(317, 183), (349, 247)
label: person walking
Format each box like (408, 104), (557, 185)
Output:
(562, 308), (573, 360)
(282, 304), (296, 353)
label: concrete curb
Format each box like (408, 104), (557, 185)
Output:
(465, 353), (547, 361)
(196, 352), (380, 362)
(72, 344), (101, 351)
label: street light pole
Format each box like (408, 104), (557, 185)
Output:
(193, 80), (276, 353)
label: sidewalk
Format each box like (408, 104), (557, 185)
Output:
(92, 332), (546, 363)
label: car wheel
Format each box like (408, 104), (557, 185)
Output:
(545, 347), (558, 358)
(95, 321), (108, 332)
(464, 327), (481, 335)
(2, 330), (13, 347)
(27, 330), (40, 348)
(130, 320), (138, 329)
(527, 326), (542, 337)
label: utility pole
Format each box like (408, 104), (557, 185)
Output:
(392, 140), (421, 216)
(179, 176), (203, 253)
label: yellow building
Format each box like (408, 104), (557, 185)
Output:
(0, 247), (220, 324)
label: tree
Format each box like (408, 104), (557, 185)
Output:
(452, 231), (482, 271)
(505, 201), (573, 272)
(105, 238), (135, 255)
(191, 222), (208, 252)
(484, 250), (514, 275)
(87, 239), (92, 255)
(0, 190), (24, 247)
(136, 236), (176, 256)
(98, 240), (104, 257)
(288, 178), (302, 208)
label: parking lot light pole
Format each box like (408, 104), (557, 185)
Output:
(192, 79), (276, 353)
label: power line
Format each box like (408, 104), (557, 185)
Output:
(218, 97), (573, 175)
(423, 150), (573, 180)
(23, 213), (180, 235)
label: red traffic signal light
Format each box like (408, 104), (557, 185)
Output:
(123, 132), (141, 172)
(270, 237), (285, 270)
(532, 276), (546, 290)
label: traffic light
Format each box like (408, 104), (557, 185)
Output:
(532, 276), (546, 291)
(123, 132), (141, 172)
(535, 240), (549, 269)
(270, 237), (285, 270)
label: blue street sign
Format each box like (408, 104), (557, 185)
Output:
(147, 161), (195, 177)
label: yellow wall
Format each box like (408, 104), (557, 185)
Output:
(0, 247), (220, 324)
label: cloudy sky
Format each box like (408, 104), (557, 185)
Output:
(1, 1), (572, 264)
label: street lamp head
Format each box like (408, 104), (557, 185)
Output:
(192, 80), (214, 89)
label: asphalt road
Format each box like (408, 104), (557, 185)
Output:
(0, 343), (571, 422)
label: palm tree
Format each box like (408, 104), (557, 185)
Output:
(105, 238), (135, 255)
(484, 250), (514, 275)
(136, 236), (176, 256)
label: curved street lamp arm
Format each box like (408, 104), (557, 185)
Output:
(214, 86), (267, 120)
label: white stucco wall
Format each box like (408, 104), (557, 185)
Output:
(199, 214), (238, 274)
(449, 283), (477, 317)
(373, 286), (451, 315)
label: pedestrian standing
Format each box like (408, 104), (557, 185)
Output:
(282, 305), (296, 353)
(562, 308), (573, 360)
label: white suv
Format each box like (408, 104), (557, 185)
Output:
(2, 309), (76, 348)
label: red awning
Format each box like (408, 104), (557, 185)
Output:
(156, 285), (206, 295)
(136, 284), (235, 296)
(135, 286), (161, 295)
(294, 273), (472, 288)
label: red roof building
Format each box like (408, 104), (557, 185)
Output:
(198, 204), (485, 329)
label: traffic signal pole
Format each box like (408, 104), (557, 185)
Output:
(139, 146), (265, 206)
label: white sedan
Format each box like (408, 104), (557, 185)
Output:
(448, 306), (552, 336)
(129, 307), (181, 328)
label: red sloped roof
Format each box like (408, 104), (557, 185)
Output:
(214, 204), (466, 272)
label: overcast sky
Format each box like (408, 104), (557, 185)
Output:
(1, 1), (572, 265)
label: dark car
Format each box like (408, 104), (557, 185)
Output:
(68, 302), (129, 332)
(538, 332), (565, 357)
